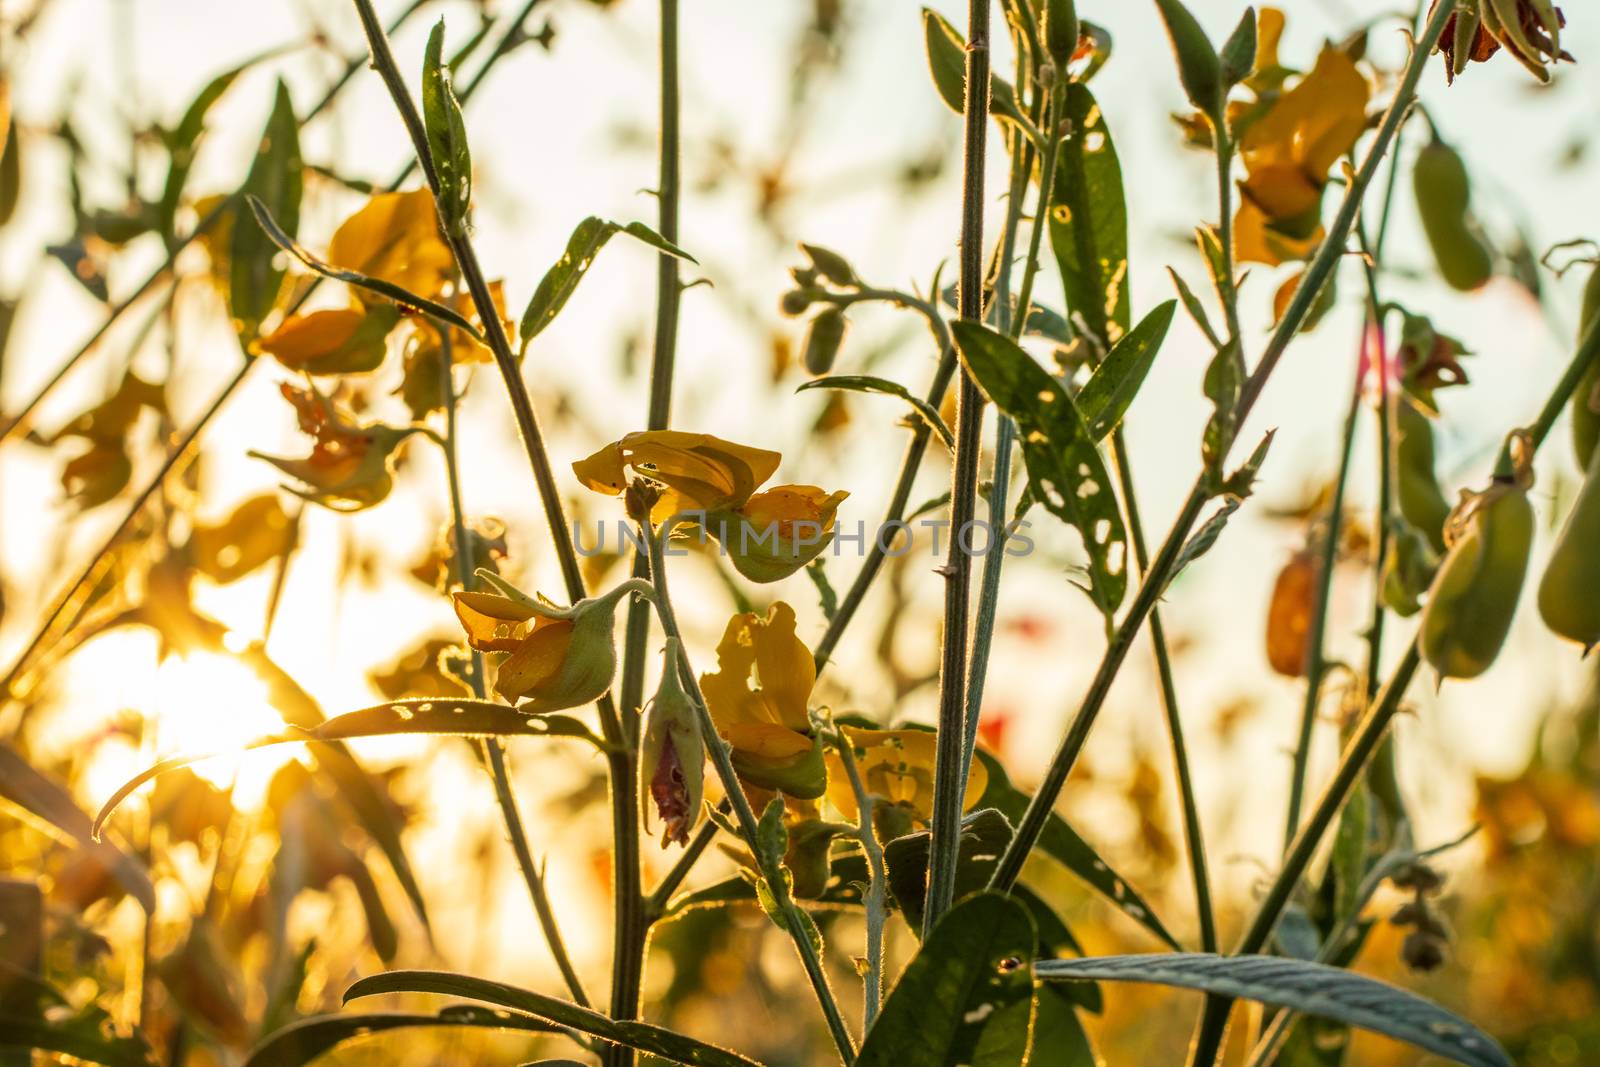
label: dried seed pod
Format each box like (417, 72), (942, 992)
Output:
(1420, 479), (1535, 680)
(1538, 445), (1600, 651)
(1266, 549), (1319, 677)
(1413, 139), (1493, 292)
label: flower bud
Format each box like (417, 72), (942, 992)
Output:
(1043, 0), (1080, 69)
(1153, 0), (1224, 122)
(1420, 477), (1535, 680)
(707, 485), (849, 583)
(801, 308), (848, 376)
(640, 639), (705, 847)
(799, 243), (859, 287)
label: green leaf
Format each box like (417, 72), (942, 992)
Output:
(0, 973), (156, 1067)
(343, 971), (761, 1067)
(1152, 0), (1223, 120)
(1168, 267), (1222, 349)
(422, 20), (472, 232)
(883, 808), (1016, 931)
(920, 9), (1031, 134)
(1218, 7), (1259, 87)
(93, 698), (608, 837)
(1030, 985), (1098, 1066)
(231, 81), (302, 342)
(1077, 300), (1175, 440)
(953, 321), (1128, 619)
(242, 1008), (556, 1067)
(806, 559), (839, 623)
(519, 217), (695, 344)
(1036, 954), (1512, 1067)
(661, 859), (867, 918)
(158, 62), (247, 244)
(1201, 338), (1245, 483)
(1050, 83), (1130, 351)
(0, 742), (154, 911)
(245, 195), (479, 345)
(974, 750), (1179, 949)
(798, 375), (953, 446)
(856, 893), (1037, 1066)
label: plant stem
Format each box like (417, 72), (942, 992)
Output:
(924, 0), (993, 935)
(607, 1), (681, 1057)
(829, 725), (888, 1030)
(1186, 285), (1600, 1067)
(0, 0), (537, 708)
(435, 310), (591, 1008)
(644, 798), (729, 918)
(987, 0), (1454, 901)
(1283, 342), (1363, 851)
(644, 525), (856, 1063)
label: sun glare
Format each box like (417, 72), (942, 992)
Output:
(150, 651), (300, 803)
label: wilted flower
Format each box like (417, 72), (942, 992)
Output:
(708, 485), (849, 583)
(257, 305), (400, 375)
(1432, 0), (1571, 84)
(824, 726), (988, 832)
(698, 602), (826, 798)
(640, 639), (705, 847)
(248, 383), (412, 511)
(452, 573), (643, 712)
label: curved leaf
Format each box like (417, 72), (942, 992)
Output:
(1077, 300), (1176, 441)
(519, 217), (695, 343)
(344, 971), (760, 1067)
(798, 375), (953, 446)
(244, 195), (482, 344)
(422, 20), (472, 230)
(1050, 82), (1129, 351)
(243, 1007), (555, 1067)
(856, 892), (1036, 1066)
(954, 320), (1128, 619)
(1036, 954), (1512, 1067)
(921, 8), (1030, 133)
(94, 699), (606, 837)
(231, 83), (302, 341)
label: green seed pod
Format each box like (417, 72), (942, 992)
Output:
(1382, 518), (1439, 618)
(1413, 140), (1493, 292)
(1044, 0), (1081, 69)
(1570, 263), (1600, 469)
(799, 243), (859, 287)
(784, 820), (849, 900)
(1396, 399), (1453, 554)
(1419, 481), (1535, 680)
(1538, 446), (1600, 651)
(802, 307), (848, 376)
(1153, 0), (1223, 122)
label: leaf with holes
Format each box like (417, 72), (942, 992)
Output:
(93, 699), (608, 837)
(1077, 300), (1175, 441)
(954, 320), (1127, 619)
(230, 82), (301, 341)
(1035, 954), (1512, 1067)
(856, 892), (1037, 1066)
(242, 1007), (556, 1067)
(343, 971), (760, 1067)
(422, 20), (472, 231)
(1050, 83), (1129, 352)
(519, 216), (695, 344)
(798, 374), (952, 446)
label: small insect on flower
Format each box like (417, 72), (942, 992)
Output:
(248, 383), (414, 511)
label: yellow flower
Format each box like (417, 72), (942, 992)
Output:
(326, 189), (456, 305)
(824, 726), (988, 828)
(412, 278), (510, 363)
(574, 430), (782, 522)
(452, 575), (638, 712)
(1234, 47), (1370, 266)
(699, 602), (826, 798)
(248, 384), (410, 511)
(709, 485), (850, 583)
(257, 305), (401, 375)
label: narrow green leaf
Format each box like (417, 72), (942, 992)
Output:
(519, 216), (695, 344)
(1167, 266), (1222, 349)
(0, 742), (155, 911)
(1050, 83), (1130, 351)
(159, 62), (247, 243)
(422, 20), (472, 232)
(920, 8), (1031, 132)
(343, 971), (761, 1067)
(0, 1015), (155, 1067)
(1152, 0), (1223, 120)
(806, 559), (839, 623)
(1201, 338), (1245, 484)
(93, 698), (608, 837)
(798, 374), (954, 446)
(1077, 300), (1175, 440)
(244, 195), (482, 344)
(243, 1008), (556, 1067)
(1029, 986), (1098, 1066)
(856, 893), (1037, 1067)
(230, 81), (302, 342)
(973, 750), (1179, 949)
(1218, 7), (1259, 87)
(954, 321), (1128, 619)
(1035, 954), (1512, 1067)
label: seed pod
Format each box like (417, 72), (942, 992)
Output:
(1413, 139), (1493, 292)
(1396, 399), (1453, 553)
(780, 287), (826, 317)
(1538, 447), (1600, 651)
(799, 243), (859, 287)
(802, 307), (848, 376)
(1419, 481), (1535, 680)
(1043, 0), (1081, 69)
(640, 639), (705, 847)
(1265, 549), (1319, 677)
(1153, 0), (1223, 122)
(1381, 518), (1438, 617)
(1570, 263), (1600, 469)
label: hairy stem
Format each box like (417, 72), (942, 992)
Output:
(924, 0), (993, 935)
(829, 725), (888, 1030)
